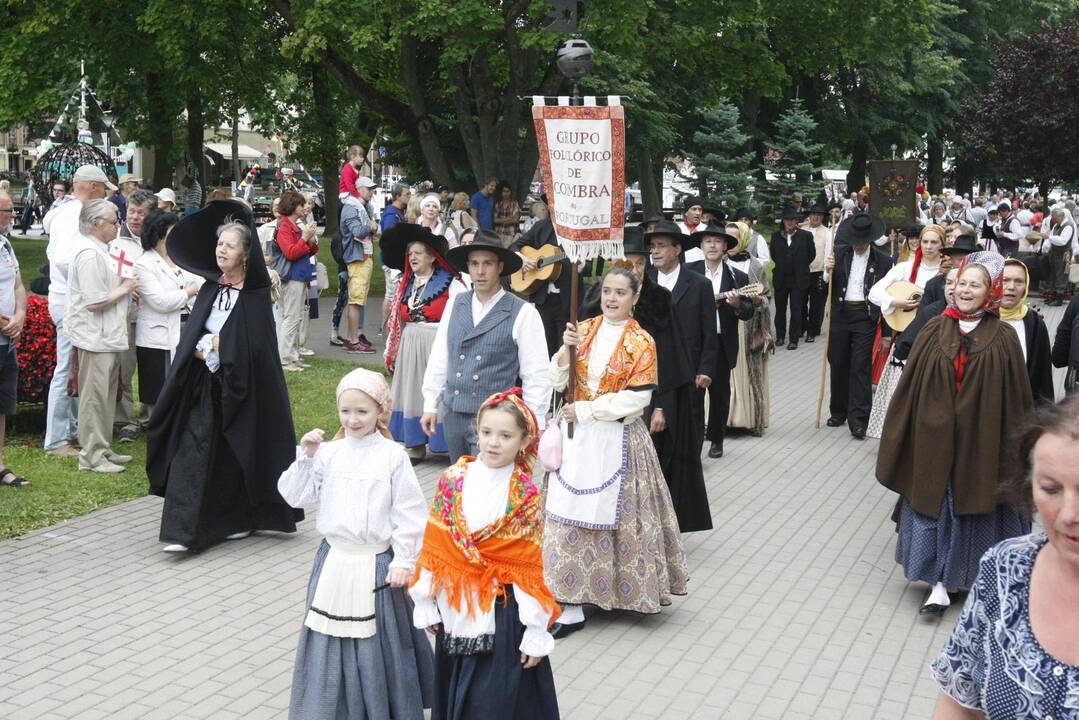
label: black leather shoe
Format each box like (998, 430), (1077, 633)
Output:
(805, 335), (816, 343)
(826, 416), (846, 427)
(550, 621), (586, 639)
(851, 426), (866, 440)
(775, 336), (785, 347)
(787, 341), (798, 350)
(708, 442), (723, 458)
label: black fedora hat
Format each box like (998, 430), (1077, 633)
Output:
(446, 229), (522, 276)
(735, 207), (756, 221)
(623, 225), (648, 255)
(701, 203), (727, 223)
(690, 223), (738, 248)
(835, 213), (886, 246)
(168, 199), (269, 289)
(380, 223), (449, 271)
(905, 224), (925, 237)
(780, 206), (803, 221)
(643, 218), (691, 248)
(942, 233), (978, 256)
(807, 201), (829, 215)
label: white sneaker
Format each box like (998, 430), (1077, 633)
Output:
(225, 531), (251, 540)
(163, 544), (189, 552)
(105, 451), (133, 464)
(79, 461), (126, 474)
(299, 348), (315, 356)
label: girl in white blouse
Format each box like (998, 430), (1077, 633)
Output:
(278, 368), (434, 720)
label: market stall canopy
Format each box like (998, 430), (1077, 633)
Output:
(204, 142), (263, 160)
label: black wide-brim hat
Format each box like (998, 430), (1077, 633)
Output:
(735, 207), (756, 221)
(780, 206), (803, 221)
(168, 199), (269, 289)
(380, 223), (450, 271)
(690, 223), (738, 248)
(622, 225), (648, 255)
(942, 233), (978, 256)
(807, 202), (829, 215)
(643, 218), (691, 248)
(835, 213), (886, 246)
(446, 229), (522, 276)
(701, 204), (727, 223)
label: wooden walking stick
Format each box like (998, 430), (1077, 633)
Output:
(815, 283), (832, 429)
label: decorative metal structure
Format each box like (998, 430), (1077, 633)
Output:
(30, 142), (116, 201)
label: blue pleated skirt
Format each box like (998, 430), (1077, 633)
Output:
(895, 483), (1030, 591)
(289, 541), (435, 720)
(389, 322), (448, 453)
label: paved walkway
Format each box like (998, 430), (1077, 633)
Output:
(0, 298), (1066, 720)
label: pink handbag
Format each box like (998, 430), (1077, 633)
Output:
(538, 419), (563, 472)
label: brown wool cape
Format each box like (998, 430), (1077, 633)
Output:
(875, 314), (1033, 518)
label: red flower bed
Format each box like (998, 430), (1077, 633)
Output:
(16, 295), (56, 404)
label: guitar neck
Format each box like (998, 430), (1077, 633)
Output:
(535, 252), (567, 268)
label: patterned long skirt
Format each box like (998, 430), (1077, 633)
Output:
(542, 418), (689, 614)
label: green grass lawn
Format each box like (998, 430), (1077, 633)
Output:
(0, 356), (383, 540)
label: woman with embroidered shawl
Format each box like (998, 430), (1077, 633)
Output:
(543, 268), (689, 638)
(410, 388), (560, 720)
(877, 252), (1033, 616)
(725, 221), (773, 435)
(382, 223), (468, 461)
(866, 223), (946, 439)
(1000, 259), (1055, 404)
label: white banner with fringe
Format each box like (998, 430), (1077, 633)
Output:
(531, 96), (625, 262)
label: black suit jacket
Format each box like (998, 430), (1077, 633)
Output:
(649, 265), (718, 380)
(510, 219), (580, 310)
(685, 260), (754, 367)
(919, 273), (946, 309)
(829, 245), (894, 321)
(770, 228), (816, 289)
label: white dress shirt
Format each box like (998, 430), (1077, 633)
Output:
(421, 288), (550, 427)
(750, 231), (771, 263)
(656, 265), (680, 292)
(277, 431), (428, 571)
(410, 458), (556, 656)
(843, 248), (871, 302)
(703, 262), (727, 333)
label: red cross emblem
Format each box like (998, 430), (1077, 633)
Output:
(109, 246), (135, 279)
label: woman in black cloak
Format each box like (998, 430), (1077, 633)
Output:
(579, 226), (713, 532)
(147, 200), (302, 552)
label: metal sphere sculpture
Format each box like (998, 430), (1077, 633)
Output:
(556, 37), (595, 82)
(30, 142), (117, 201)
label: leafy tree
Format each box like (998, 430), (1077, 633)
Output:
(758, 98), (824, 216)
(964, 13), (1079, 197)
(677, 101), (754, 212)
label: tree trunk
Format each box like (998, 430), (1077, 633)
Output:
(847, 139), (867, 196)
(927, 137), (944, 195)
(145, 72), (175, 190)
(398, 35), (452, 186)
(310, 66), (340, 236)
(231, 112), (241, 184)
(186, 88), (205, 188)
(638, 151), (661, 216)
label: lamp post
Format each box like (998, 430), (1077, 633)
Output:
(556, 35), (594, 106)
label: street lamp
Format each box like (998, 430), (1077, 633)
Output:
(556, 35), (594, 103)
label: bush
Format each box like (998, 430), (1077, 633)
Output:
(16, 294), (56, 404)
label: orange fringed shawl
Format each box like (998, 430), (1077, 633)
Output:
(572, 316), (658, 401)
(411, 456), (560, 624)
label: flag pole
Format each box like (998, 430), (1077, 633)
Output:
(566, 79), (582, 439)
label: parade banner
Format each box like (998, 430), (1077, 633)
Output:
(868, 160), (919, 230)
(532, 96), (626, 261)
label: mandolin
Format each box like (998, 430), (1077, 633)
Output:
(715, 283), (765, 307)
(511, 245), (567, 294)
(882, 281), (922, 332)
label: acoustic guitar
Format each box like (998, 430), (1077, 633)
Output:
(882, 281), (922, 332)
(511, 245), (567, 294)
(715, 283), (765, 307)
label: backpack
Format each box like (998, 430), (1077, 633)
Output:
(330, 227), (345, 266)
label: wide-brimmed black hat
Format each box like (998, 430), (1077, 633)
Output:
(942, 233), (978, 256)
(807, 201), (829, 215)
(701, 203), (727, 223)
(904, 224), (924, 237)
(643, 219), (691, 248)
(835, 213), (886, 246)
(690, 223), (738, 248)
(380, 223), (449, 271)
(641, 213), (667, 226)
(735, 207), (756, 221)
(780, 206), (803, 221)
(446, 229), (522, 276)
(623, 225), (648, 255)
(168, 199), (269, 288)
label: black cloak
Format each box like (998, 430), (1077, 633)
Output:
(580, 275), (713, 532)
(1020, 311), (1054, 404)
(147, 200), (301, 548)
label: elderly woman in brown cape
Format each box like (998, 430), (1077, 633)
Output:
(876, 252), (1033, 616)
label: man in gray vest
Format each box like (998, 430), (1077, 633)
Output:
(421, 229), (551, 462)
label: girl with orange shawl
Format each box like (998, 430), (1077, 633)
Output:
(543, 268), (689, 638)
(410, 388), (560, 720)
